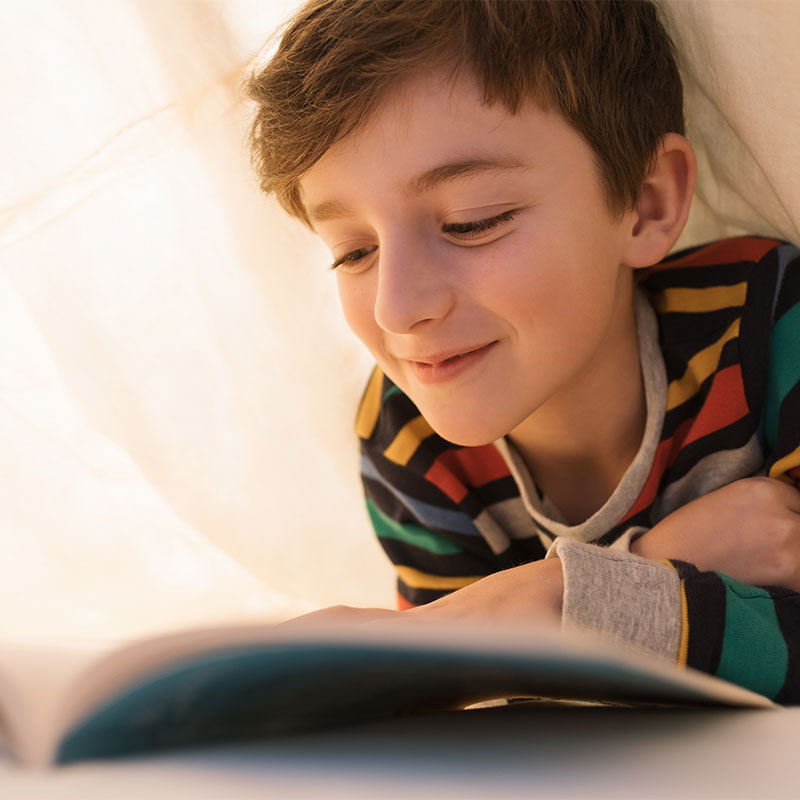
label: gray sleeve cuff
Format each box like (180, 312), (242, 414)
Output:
(550, 538), (682, 662)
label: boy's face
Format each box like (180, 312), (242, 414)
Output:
(300, 69), (640, 447)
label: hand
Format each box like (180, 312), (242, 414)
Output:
(405, 557), (563, 625)
(631, 477), (800, 590)
(282, 558), (564, 628)
(282, 604), (404, 627)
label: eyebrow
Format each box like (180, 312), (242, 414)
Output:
(404, 155), (530, 196)
(307, 155), (530, 224)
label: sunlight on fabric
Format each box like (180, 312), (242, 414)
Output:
(0, 0), (798, 644)
(0, 0), (391, 642)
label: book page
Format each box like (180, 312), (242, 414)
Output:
(48, 618), (772, 766)
(0, 637), (118, 766)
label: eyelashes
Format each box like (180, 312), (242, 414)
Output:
(330, 245), (378, 270)
(330, 208), (520, 270)
(441, 209), (519, 238)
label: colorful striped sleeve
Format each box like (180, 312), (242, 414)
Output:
(671, 243), (800, 702)
(669, 560), (800, 702)
(357, 368), (496, 609)
(763, 243), (800, 485)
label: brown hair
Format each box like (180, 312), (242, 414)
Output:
(246, 0), (684, 227)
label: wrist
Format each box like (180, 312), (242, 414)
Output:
(629, 533), (649, 558)
(537, 557), (564, 615)
(630, 521), (689, 562)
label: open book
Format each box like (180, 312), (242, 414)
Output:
(0, 617), (773, 768)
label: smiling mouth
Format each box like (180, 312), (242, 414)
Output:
(414, 344), (493, 366)
(440, 350), (475, 363)
(402, 341), (498, 384)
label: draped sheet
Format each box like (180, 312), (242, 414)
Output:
(1, 0), (797, 642)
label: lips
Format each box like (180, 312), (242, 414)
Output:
(401, 341), (498, 384)
(408, 342), (495, 366)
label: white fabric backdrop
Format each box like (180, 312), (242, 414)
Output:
(1, 0), (798, 643)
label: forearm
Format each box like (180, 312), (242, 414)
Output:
(628, 501), (737, 568)
(629, 519), (722, 567)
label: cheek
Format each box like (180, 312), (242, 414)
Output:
(480, 236), (572, 320)
(337, 275), (378, 347)
(481, 231), (618, 355)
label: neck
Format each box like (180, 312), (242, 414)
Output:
(508, 286), (646, 525)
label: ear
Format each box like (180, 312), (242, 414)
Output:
(622, 133), (697, 268)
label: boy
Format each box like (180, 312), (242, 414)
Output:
(246, 0), (800, 701)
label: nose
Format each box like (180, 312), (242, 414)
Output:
(373, 238), (455, 334)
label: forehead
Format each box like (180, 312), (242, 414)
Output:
(308, 69), (517, 172)
(298, 68), (591, 219)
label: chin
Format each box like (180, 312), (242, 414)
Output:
(422, 413), (510, 448)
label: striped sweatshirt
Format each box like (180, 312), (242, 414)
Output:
(357, 236), (800, 703)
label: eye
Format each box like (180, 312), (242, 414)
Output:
(330, 244), (378, 271)
(442, 209), (519, 240)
